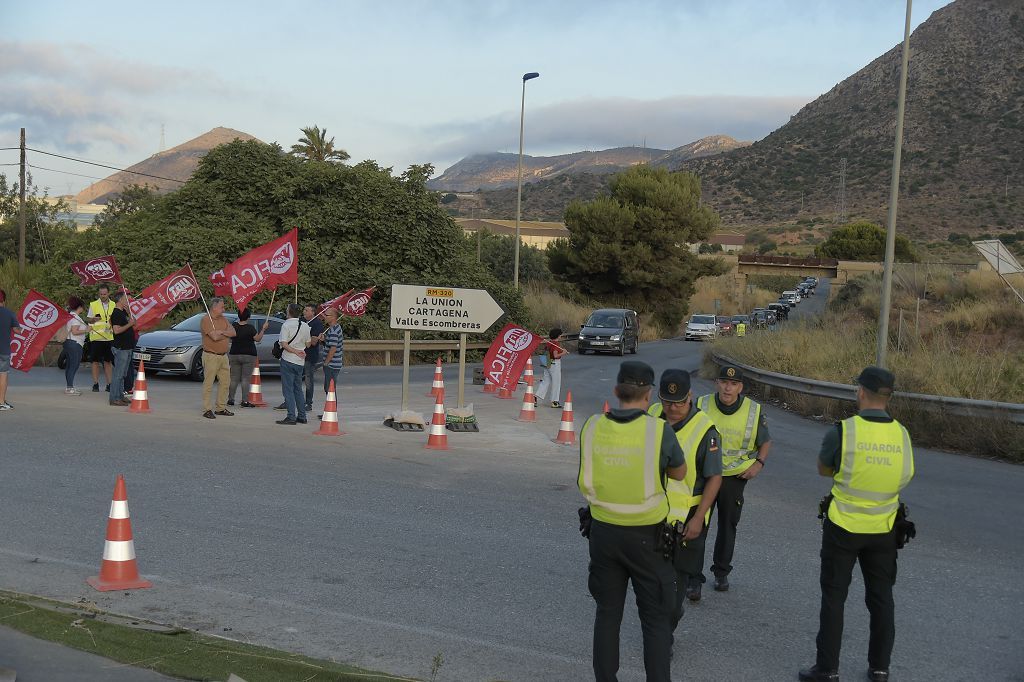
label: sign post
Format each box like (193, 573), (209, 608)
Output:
(390, 284), (505, 412)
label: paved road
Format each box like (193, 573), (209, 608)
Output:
(2, 281), (1022, 681)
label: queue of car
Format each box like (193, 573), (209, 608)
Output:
(684, 276), (818, 340)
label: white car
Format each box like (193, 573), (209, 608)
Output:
(684, 314), (719, 341)
(782, 290), (801, 304)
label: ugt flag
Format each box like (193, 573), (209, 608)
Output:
(70, 255), (122, 285)
(10, 290), (72, 372)
(130, 266), (201, 331)
(318, 289), (353, 315)
(210, 228), (298, 310)
(341, 286), (375, 317)
(481, 322), (543, 392)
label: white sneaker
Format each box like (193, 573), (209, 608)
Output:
(0, 403), (11, 411)
(65, 388), (82, 396)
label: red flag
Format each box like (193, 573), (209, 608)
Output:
(481, 322), (543, 392)
(341, 286), (376, 317)
(209, 228), (298, 310)
(10, 290), (72, 372)
(318, 289), (354, 315)
(70, 255), (122, 285)
(130, 266), (201, 331)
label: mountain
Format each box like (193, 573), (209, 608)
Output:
(428, 135), (747, 192)
(677, 0), (1024, 238)
(75, 127), (259, 204)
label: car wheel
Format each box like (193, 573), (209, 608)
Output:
(630, 340), (638, 354)
(189, 352), (205, 382)
(616, 341), (625, 356)
(578, 347), (587, 355)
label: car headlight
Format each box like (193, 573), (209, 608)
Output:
(164, 346), (193, 354)
(610, 335), (622, 341)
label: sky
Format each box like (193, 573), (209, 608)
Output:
(1, 0), (953, 196)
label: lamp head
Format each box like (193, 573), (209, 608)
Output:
(523, 72), (540, 81)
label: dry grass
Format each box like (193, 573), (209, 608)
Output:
(688, 274), (777, 316)
(522, 281), (593, 335)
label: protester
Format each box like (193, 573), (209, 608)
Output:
(200, 297), (237, 419)
(277, 303), (311, 425)
(320, 307), (344, 408)
(536, 328), (565, 408)
(86, 284), (115, 393)
(227, 308), (269, 408)
(0, 288), (21, 411)
(108, 292), (135, 406)
(301, 304), (324, 412)
(63, 297), (91, 395)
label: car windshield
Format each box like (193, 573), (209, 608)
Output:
(716, 317), (731, 323)
(691, 315), (716, 325)
(170, 312), (238, 332)
(731, 316), (749, 323)
(586, 313), (624, 328)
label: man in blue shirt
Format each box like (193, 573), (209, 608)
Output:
(0, 289), (22, 410)
(320, 307), (344, 403)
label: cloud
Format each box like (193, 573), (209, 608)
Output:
(0, 41), (231, 152)
(418, 94), (811, 164)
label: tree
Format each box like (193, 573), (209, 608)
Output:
(552, 166), (720, 331)
(757, 239), (777, 255)
(472, 229), (549, 284)
(0, 173), (75, 265)
(698, 242), (723, 254)
(289, 125), (350, 163)
(816, 221), (917, 261)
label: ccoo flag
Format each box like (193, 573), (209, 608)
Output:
(130, 266), (201, 331)
(481, 322), (543, 392)
(10, 290), (73, 372)
(210, 228), (298, 310)
(70, 255), (122, 285)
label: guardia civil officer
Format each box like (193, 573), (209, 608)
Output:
(694, 365), (770, 593)
(648, 369), (723, 624)
(799, 367), (915, 682)
(578, 361), (686, 682)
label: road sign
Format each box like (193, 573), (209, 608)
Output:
(390, 284), (505, 333)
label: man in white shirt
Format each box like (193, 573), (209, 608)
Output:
(276, 303), (311, 425)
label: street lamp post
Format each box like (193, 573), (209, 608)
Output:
(514, 71), (540, 290)
(876, 0), (913, 368)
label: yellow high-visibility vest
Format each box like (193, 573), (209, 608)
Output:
(578, 413), (668, 526)
(828, 416), (915, 534)
(736, 323), (747, 337)
(87, 299), (115, 342)
(696, 394), (760, 476)
(649, 403), (716, 524)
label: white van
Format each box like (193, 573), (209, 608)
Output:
(782, 290), (801, 304)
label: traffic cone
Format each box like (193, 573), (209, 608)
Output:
(87, 475), (152, 592)
(128, 361), (151, 413)
(428, 357), (445, 397)
(553, 391), (577, 446)
(246, 360), (268, 407)
(524, 357), (535, 387)
(602, 400), (610, 414)
(483, 376), (498, 394)
(314, 379), (346, 436)
(517, 375), (537, 422)
(425, 388), (449, 450)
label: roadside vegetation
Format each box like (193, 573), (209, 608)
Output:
(688, 274), (777, 317)
(709, 267), (1024, 460)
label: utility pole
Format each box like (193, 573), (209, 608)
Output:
(18, 128), (27, 276)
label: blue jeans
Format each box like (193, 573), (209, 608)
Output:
(280, 360), (305, 421)
(303, 359), (319, 408)
(63, 340), (84, 388)
(323, 366), (341, 394)
(109, 347), (132, 404)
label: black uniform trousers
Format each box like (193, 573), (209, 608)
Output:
(692, 474), (747, 581)
(815, 518), (899, 672)
(588, 518), (675, 682)
(670, 508), (707, 631)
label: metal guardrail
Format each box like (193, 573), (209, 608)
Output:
(710, 352), (1024, 425)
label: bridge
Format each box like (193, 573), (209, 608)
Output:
(703, 254), (886, 299)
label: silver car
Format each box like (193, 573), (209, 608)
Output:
(132, 313), (284, 381)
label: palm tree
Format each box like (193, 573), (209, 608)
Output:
(290, 125), (350, 163)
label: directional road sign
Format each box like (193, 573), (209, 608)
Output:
(390, 284), (505, 333)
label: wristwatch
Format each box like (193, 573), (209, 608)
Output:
(755, 458), (766, 467)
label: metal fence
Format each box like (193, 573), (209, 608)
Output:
(709, 352), (1024, 425)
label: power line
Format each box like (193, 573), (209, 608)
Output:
(26, 148), (187, 183)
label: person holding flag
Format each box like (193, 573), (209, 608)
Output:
(108, 292), (136, 406)
(0, 289), (21, 411)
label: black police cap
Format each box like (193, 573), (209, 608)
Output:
(718, 365), (743, 382)
(617, 361), (655, 387)
(659, 369), (691, 402)
(856, 366), (895, 394)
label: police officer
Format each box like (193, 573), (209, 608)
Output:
(648, 369), (723, 618)
(578, 361), (686, 682)
(695, 365), (770, 592)
(799, 367), (915, 682)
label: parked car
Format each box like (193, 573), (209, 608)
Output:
(716, 316), (735, 336)
(132, 312), (284, 381)
(782, 290), (800, 305)
(797, 282), (814, 296)
(751, 310), (771, 329)
(768, 302), (789, 320)
(578, 308), (639, 355)
(684, 314), (719, 342)
(731, 314), (753, 331)
(765, 310), (778, 325)
(803, 276), (818, 288)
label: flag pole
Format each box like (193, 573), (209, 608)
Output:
(187, 262), (212, 318)
(265, 288), (277, 320)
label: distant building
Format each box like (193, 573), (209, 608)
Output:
(43, 197), (106, 231)
(689, 231), (746, 254)
(456, 218), (569, 248)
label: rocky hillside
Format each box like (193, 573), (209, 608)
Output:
(680, 0), (1024, 239)
(76, 127), (259, 204)
(430, 134), (746, 192)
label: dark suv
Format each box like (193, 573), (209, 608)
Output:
(578, 309), (640, 355)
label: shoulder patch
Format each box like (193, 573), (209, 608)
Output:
(708, 436), (719, 451)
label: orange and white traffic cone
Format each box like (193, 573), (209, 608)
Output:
(127, 361), (151, 413)
(517, 375), (537, 422)
(483, 376), (498, 394)
(425, 389), (449, 450)
(553, 391), (577, 446)
(314, 379), (346, 436)
(246, 360), (268, 407)
(428, 357), (445, 397)
(87, 475), (152, 592)
(602, 400), (610, 414)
